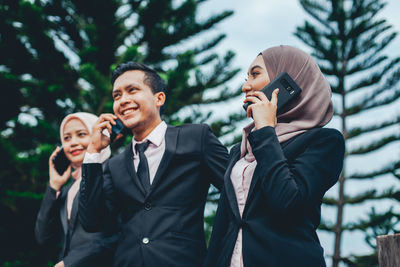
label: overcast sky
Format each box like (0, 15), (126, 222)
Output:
(197, 1), (400, 265)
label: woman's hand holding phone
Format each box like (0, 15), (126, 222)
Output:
(244, 89), (279, 130)
(49, 147), (71, 191)
(54, 260), (65, 267)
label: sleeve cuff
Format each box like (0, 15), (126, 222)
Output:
(84, 152), (101, 163)
(248, 126), (276, 146)
(45, 184), (59, 199)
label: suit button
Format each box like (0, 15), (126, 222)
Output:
(144, 202), (151, 210)
(142, 237), (149, 244)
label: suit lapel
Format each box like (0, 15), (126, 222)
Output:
(148, 126), (179, 196)
(68, 186), (80, 230)
(244, 163), (262, 207)
(59, 185), (70, 234)
(224, 145), (241, 221)
(123, 145), (146, 196)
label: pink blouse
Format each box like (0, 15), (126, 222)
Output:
(230, 123), (257, 267)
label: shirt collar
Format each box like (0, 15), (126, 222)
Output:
(240, 122), (255, 158)
(132, 121), (167, 154)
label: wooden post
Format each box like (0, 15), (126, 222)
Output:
(377, 233), (400, 267)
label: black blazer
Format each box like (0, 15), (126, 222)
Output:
(204, 126), (345, 267)
(35, 180), (115, 267)
(79, 124), (228, 267)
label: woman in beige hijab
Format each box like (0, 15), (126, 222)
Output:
(204, 45), (345, 267)
(35, 112), (114, 267)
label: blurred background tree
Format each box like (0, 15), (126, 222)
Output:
(295, 0), (400, 266)
(0, 0), (240, 265)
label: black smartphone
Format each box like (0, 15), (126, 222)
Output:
(52, 147), (70, 175)
(243, 72), (302, 114)
(110, 119), (125, 142)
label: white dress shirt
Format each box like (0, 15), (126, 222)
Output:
(84, 121), (167, 184)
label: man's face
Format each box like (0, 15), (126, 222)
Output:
(112, 70), (164, 134)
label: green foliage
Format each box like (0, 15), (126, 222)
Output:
(343, 208), (399, 267)
(342, 253), (378, 267)
(204, 209), (217, 246)
(295, 0), (400, 266)
(0, 0), (239, 264)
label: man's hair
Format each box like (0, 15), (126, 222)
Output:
(111, 62), (166, 95)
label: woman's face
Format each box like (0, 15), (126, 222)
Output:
(61, 118), (90, 165)
(242, 55), (270, 95)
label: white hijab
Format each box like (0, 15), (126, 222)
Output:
(59, 112), (111, 219)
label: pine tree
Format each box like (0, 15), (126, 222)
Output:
(0, 0), (240, 265)
(295, 0), (400, 266)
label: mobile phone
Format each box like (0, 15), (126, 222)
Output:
(110, 119), (125, 142)
(243, 72), (302, 114)
(52, 147), (70, 175)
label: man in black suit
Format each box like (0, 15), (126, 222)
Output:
(79, 62), (228, 267)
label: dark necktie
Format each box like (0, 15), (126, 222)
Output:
(135, 141), (151, 193)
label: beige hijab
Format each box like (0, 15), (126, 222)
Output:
(59, 112), (111, 219)
(261, 45), (333, 143)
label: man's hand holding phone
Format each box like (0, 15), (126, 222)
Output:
(49, 147), (71, 191)
(244, 89), (279, 130)
(87, 113), (118, 154)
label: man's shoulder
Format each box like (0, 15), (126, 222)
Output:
(169, 123), (209, 130)
(168, 123), (210, 137)
(167, 123), (218, 150)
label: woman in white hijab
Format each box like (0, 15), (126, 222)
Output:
(35, 112), (114, 267)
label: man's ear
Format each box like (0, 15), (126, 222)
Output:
(155, 92), (166, 108)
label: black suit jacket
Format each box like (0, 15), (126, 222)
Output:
(204, 126), (345, 267)
(35, 180), (115, 267)
(79, 124), (228, 267)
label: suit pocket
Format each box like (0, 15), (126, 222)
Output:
(168, 231), (205, 266)
(170, 231), (202, 244)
